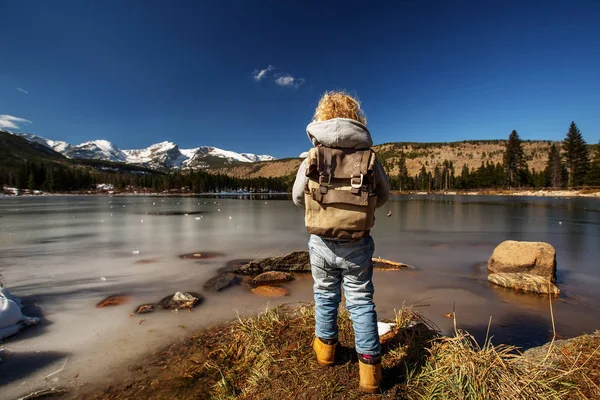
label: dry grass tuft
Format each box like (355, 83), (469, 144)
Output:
(88, 304), (599, 400)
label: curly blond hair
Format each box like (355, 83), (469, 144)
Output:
(313, 91), (367, 125)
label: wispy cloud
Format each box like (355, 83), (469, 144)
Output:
(16, 87), (29, 94)
(275, 75), (305, 89)
(253, 64), (305, 89)
(253, 65), (275, 81)
(0, 114), (32, 130)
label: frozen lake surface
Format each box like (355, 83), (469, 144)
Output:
(0, 194), (599, 398)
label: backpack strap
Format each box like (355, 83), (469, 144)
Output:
(317, 146), (333, 194)
(350, 150), (373, 194)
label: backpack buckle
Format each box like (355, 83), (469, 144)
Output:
(319, 173), (331, 186)
(351, 174), (364, 189)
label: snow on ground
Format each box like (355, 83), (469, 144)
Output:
(0, 287), (40, 342)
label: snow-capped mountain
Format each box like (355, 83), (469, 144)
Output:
(123, 141), (187, 169)
(18, 133), (72, 154)
(15, 133), (276, 169)
(65, 140), (127, 162)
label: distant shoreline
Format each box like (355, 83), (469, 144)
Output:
(390, 189), (600, 198)
(2, 189), (599, 199)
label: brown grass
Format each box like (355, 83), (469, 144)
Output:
(84, 305), (599, 400)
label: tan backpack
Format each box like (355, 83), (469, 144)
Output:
(304, 146), (378, 240)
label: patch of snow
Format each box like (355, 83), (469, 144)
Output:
(0, 287), (40, 341)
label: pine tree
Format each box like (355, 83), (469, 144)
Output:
(563, 121), (590, 187)
(503, 130), (526, 187)
(586, 141), (600, 186)
(397, 151), (409, 191)
(544, 144), (567, 188)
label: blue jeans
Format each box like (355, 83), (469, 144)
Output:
(308, 234), (380, 356)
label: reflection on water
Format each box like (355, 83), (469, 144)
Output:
(1, 194), (599, 353)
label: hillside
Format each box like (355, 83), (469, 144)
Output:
(210, 157), (304, 179)
(210, 140), (557, 179)
(0, 131), (66, 165)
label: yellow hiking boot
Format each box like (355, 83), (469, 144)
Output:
(358, 354), (382, 394)
(312, 337), (337, 366)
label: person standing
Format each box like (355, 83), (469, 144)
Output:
(292, 91), (390, 393)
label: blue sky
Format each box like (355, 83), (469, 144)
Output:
(1, 0), (599, 158)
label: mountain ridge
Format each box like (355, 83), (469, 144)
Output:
(12, 132), (276, 170)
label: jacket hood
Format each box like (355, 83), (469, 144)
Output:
(306, 118), (373, 149)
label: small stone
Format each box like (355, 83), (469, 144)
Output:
(250, 271), (293, 285)
(135, 258), (162, 265)
(251, 286), (289, 297)
(136, 304), (156, 314)
(204, 274), (240, 292)
(179, 252), (224, 260)
(159, 291), (203, 309)
(96, 295), (130, 308)
(372, 258), (412, 270)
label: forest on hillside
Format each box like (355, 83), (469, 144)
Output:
(1, 122), (599, 194)
(382, 122), (599, 191)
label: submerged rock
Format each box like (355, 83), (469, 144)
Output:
(148, 211), (203, 216)
(135, 258), (162, 265)
(488, 273), (560, 295)
(251, 286), (289, 297)
(234, 251), (311, 275)
(488, 240), (557, 283)
(372, 258), (413, 270)
(250, 271), (293, 285)
(136, 304), (156, 314)
(204, 273), (240, 292)
(234, 252), (413, 274)
(179, 252), (224, 260)
(159, 291), (203, 310)
(96, 295), (130, 308)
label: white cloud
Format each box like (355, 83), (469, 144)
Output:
(0, 114), (32, 130)
(275, 75), (305, 89)
(253, 65), (275, 81)
(253, 65), (305, 88)
(16, 87), (29, 94)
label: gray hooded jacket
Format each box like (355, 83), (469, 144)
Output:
(292, 118), (390, 208)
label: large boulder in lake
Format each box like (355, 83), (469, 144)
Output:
(488, 240), (557, 283)
(488, 273), (560, 295)
(233, 251), (311, 275)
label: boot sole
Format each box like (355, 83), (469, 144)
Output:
(359, 386), (379, 394)
(316, 359), (334, 366)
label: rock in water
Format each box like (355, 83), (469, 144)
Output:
(179, 252), (224, 260)
(488, 240), (557, 283)
(96, 295), (130, 308)
(233, 251), (311, 275)
(136, 304), (156, 314)
(372, 258), (413, 270)
(251, 286), (289, 297)
(204, 274), (240, 292)
(250, 271), (293, 285)
(159, 292), (202, 310)
(488, 273), (560, 295)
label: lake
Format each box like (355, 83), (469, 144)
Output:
(0, 194), (599, 398)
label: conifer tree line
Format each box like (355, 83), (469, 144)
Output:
(1, 121), (598, 194)
(386, 121), (600, 191)
(0, 161), (290, 194)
